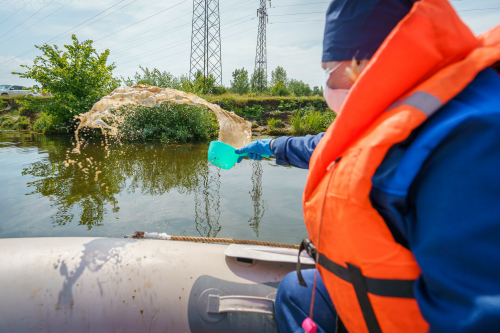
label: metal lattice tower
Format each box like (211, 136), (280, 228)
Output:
(190, 0), (222, 87)
(254, 0), (269, 91)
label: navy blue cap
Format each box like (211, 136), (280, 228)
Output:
(322, 0), (418, 62)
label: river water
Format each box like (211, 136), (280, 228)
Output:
(0, 132), (308, 244)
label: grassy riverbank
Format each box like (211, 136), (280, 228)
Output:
(1, 94), (333, 138)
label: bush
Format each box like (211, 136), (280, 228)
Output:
(250, 69), (268, 93)
(0, 118), (15, 129)
(121, 66), (199, 94)
(288, 79), (312, 96)
(0, 115), (31, 130)
(13, 34), (120, 126)
(117, 102), (218, 143)
(242, 104), (264, 119)
(210, 86), (228, 95)
(267, 118), (283, 131)
(290, 106), (336, 135)
(33, 112), (60, 134)
(312, 86), (324, 96)
(271, 80), (290, 96)
(14, 116), (30, 130)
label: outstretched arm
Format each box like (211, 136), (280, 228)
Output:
(271, 133), (325, 169)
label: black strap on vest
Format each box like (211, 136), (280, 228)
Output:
(318, 253), (416, 298)
(336, 315), (347, 333)
(318, 253), (417, 333)
(297, 238), (317, 287)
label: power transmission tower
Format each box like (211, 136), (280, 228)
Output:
(254, 0), (270, 92)
(190, 0), (223, 88)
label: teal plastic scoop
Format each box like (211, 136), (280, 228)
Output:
(208, 141), (268, 170)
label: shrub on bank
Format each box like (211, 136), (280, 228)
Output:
(0, 115), (31, 131)
(117, 102), (219, 143)
(32, 113), (58, 134)
(290, 106), (336, 135)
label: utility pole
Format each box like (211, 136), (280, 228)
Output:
(190, 0), (223, 88)
(254, 0), (270, 92)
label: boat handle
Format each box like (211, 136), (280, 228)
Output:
(207, 295), (274, 315)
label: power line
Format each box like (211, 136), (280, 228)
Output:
(220, 0), (254, 13)
(0, 0), (135, 72)
(269, 19), (324, 24)
(113, 14), (255, 64)
(270, 2), (329, 8)
(120, 49), (190, 71)
(118, 26), (256, 72)
(106, 11), (253, 58)
(0, 0), (130, 68)
(94, 0), (187, 42)
(101, 12), (191, 52)
(109, 21), (190, 54)
(270, 11), (324, 16)
(48, 0), (136, 44)
(0, 0), (33, 27)
(0, 0), (56, 40)
(0, 0), (73, 45)
(223, 17), (255, 30)
(121, 28), (255, 70)
(457, 6), (500, 11)
(116, 40), (190, 65)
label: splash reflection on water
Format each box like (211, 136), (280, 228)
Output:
(0, 132), (308, 244)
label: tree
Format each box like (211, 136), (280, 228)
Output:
(251, 68), (267, 93)
(312, 86), (324, 96)
(230, 68), (250, 94)
(270, 80), (290, 96)
(288, 79), (312, 96)
(270, 66), (288, 87)
(193, 70), (216, 94)
(14, 34), (120, 125)
(121, 66), (195, 93)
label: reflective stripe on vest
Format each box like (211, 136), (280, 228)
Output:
(303, 0), (500, 331)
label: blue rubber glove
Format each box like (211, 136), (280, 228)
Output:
(235, 139), (274, 163)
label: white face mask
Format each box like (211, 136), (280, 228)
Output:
(323, 62), (350, 114)
(324, 84), (350, 114)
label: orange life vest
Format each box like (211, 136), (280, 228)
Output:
(303, 0), (500, 332)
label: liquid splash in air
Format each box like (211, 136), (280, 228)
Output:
(71, 85), (252, 153)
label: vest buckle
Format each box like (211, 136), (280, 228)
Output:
(297, 238), (316, 287)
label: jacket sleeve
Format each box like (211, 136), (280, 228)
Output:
(271, 133), (325, 169)
(409, 114), (500, 332)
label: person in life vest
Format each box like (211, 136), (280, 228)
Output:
(235, 0), (500, 331)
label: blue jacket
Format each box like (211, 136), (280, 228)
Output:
(271, 68), (500, 332)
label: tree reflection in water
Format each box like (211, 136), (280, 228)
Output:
(22, 139), (210, 231)
(248, 160), (265, 236)
(194, 165), (221, 238)
(18, 134), (267, 237)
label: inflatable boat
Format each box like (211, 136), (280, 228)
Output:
(0, 237), (314, 332)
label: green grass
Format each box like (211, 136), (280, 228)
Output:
(267, 118), (283, 132)
(0, 115), (31, 131)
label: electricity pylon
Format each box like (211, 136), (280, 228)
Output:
(190, 0), (223, 87)
(254, 0), (270, 92)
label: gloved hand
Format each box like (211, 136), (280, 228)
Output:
(235, 139), (274, 163)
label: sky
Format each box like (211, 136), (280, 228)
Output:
(0, 0), (499, 89)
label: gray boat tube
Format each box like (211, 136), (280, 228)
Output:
(0, 237), (313, 332)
